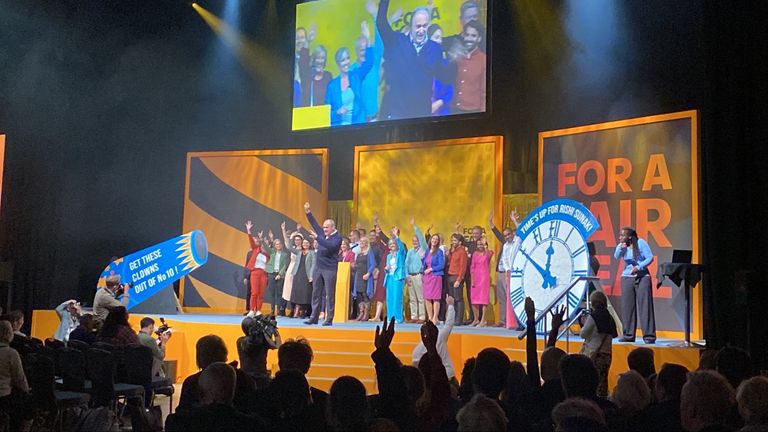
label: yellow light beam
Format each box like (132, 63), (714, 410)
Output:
(192, 3), (286, 107)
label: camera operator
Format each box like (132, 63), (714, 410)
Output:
(138, 317), (171, 378)
(93, 275), (130, 323)
(237, 315), (281, 389)
(53, 299), (82, 343)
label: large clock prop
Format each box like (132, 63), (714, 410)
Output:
(510, 199), (600, 334)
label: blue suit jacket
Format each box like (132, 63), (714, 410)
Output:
(384, 236), (407, 284)
(423, 248), (446, 276)
(325, 47), (374, 126)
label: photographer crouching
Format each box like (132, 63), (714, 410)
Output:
(93, 275), (130, 323)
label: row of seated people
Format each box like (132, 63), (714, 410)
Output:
(0, 305), (174, 431)
(165, 298), (768, 432)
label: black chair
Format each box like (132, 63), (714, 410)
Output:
(44, 338), (64, 350)
(86, 348), (144, 414)
(91, 341), (114, 352)
(25, 353), (90, 431)
(66, 339), (90, 352)
(122, 344), (176, 412)
(33, 345), (60, 377)
(57, 348), (89, 393)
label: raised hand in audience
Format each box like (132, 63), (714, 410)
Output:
(375, 317), (396, 351)
(245, 220), (253, 233)
(546, 305), (566, 347)
(420, 320), (439, 356)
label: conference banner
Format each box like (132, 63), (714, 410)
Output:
(539, 111), (700, 338)
(180, 149), (329, 312)
(97, 230), (209, 310)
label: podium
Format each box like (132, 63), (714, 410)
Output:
(657, 263), (704, 347)
(333, 262), (352, 324)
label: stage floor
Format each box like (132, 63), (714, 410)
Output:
(31, 311), (703, 393)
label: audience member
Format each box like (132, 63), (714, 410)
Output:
(736, 376), (768, 432)
(415, 320), (453, 430)
(680, 370), (737, 432)
(0, 321), (32, 431)
(67, 313), (97, 345)
(698, 349), (718, 370)
(412, 295), (456, 379)
(611, 370), (652, 431)
(551, 397), (608, 432)
(627, 347), (656, 382)
(716, 346), (753, 389)
(97, 306), (139, 346)
(262, 369), (317, 431)
(53, 299), (81, 343)
(166, 362), (263, 431)
(178, 334), (256, 413)
(371, 317), (416, 431)
(329, 375), (369, 431)
(277, 337), (328, 415)
(643, 363), (689, 432)
(458, 357), (477, 404)
(559, 354), (619, 422)
(7, 310), (26, 339)
(502, 360), (542, 431)
(457, 393), (508, 432)
(472, 347), (510, 399)
(540, 346), (567, 414)
(2, 311), (32, 355)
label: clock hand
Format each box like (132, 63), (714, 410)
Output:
(518, 248), (550, 286)
(543, 241), (557, 289)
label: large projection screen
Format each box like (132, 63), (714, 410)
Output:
(293, 0), (489, 131)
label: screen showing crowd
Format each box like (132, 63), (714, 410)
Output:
(292, 0), (489, 131)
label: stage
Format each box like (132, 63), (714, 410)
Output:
(31, 310), (702, 394)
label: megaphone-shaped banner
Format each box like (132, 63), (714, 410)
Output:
(98, 230), (208, 310)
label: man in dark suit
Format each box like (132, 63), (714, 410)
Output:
(376, 0), (458, 120)
(303, 202), (342, 326)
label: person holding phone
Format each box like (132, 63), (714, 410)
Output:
(614, 227), (656, 344)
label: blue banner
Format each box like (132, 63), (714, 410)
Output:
(98, 230), (208, 310)
(516, 198), (599, 241)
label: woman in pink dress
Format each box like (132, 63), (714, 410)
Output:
(422, 233), (445, 323)
(470, 237), (493, 327)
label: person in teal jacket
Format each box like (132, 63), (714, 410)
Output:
(383, 226), (407, 323)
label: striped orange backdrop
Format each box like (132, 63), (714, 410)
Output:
(180, 149), (328, 313)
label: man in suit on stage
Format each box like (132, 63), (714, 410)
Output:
(303, 202), (342, 326)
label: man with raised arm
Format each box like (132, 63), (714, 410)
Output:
(488, 209), (523, 329)
(376, 0), (459, 120)
(303, 202), (342, 326)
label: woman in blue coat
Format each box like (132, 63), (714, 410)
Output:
(383, 226), (407, 323)
(325, 46), (374, 126)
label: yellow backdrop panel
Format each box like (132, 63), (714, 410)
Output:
(354, 136), (503, 242)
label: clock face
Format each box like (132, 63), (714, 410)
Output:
(510, 219), (590, 333)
